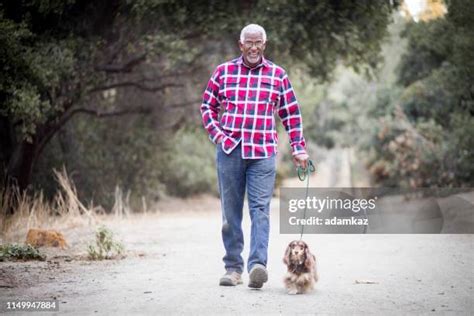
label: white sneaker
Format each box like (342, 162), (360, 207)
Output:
(219, 271), (243, 286)
(248, 264), (268, 288)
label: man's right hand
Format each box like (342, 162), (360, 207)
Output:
(293, 153), (309, 169)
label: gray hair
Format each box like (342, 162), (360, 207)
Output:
(240, 24), (267, 43)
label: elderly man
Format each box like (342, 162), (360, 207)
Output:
(200, 24), (308, 288)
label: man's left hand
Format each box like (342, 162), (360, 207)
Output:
(293, 153), (309, 169)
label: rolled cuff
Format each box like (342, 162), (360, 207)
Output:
(291, 143), (307, 156)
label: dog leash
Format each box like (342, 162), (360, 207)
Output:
(297, 159), (316, 240)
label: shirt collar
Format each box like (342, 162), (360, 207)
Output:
(236, 55), (269, 69)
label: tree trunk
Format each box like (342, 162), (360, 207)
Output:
(5, 140), (36, 192)
(1, 137), (37, 215)
(0, 117), (14, 170)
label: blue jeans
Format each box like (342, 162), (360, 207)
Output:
(216, 144), (276, 273)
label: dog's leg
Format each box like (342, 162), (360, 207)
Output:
(284, 273), (298, 295)
(287, 285), (298, 295)
(296, 274), (313, 294)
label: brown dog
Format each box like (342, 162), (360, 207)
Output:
(283, 240), (318, 294)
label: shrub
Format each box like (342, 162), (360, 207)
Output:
(87, 226), (124, 260)
(159, 129), (218, 197)
(0, 244), (46, 261)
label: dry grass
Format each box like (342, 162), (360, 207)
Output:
(0, 168), (102, 243)
(0, 168), (218, 249)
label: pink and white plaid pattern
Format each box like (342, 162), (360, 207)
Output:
(200, 56), (306, 159)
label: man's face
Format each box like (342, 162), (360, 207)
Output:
(239, 31), (266, 68)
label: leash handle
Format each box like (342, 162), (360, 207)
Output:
(297, 160), (316, 181)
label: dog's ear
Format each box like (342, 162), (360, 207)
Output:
(304, 248), (315, 270)
(311, 254), (318, 282)
(283, 243), (291, 265)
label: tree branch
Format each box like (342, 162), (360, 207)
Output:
(142, 69), (200, 81)
(67, 106), (152, 118)
(88, 82), (183, 94)
(165, 99), (202, 110)
(35, 105), (152, 162)
(95, 53), (147, 73)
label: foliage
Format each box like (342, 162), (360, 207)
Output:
(33, 113), (168, 208)
(304, 0), (473, 187)
(0, 0), (208, 192)
(367, 106), (445, 187)
(381, 0), (474, 187)
(0, 243), (46, 261)
(159, 129), (218, 197)
(0, 5), (87, 142)
(87, 226), (124, 260)
(251, 0), (399, 81)
(397, 18), (453, 87)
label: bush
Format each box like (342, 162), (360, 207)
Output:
(87, 226), (124, 260)
(366, 105), (473, 187)
(0, 244), (46, 261)
(159, 129), (218, 197)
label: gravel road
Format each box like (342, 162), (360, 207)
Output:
(1, 196), (473, 315)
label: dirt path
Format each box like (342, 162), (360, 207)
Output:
(1, 196), (473, 315)
(1, 150), (473, 315)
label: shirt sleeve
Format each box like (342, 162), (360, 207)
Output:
(200, 68), (225, 144)
(277, 72), (307, 156)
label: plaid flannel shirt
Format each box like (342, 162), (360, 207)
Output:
(200, 56), (306, 159)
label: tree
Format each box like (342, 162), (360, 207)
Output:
(300, 0), (473, 187)
(0, 0), (399, 202)
(366, 0), (474, 187)
(0, 0), (208, 192)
